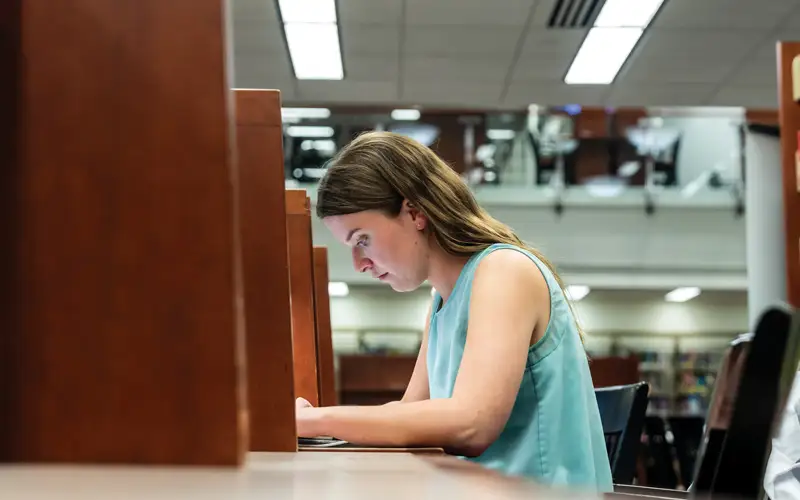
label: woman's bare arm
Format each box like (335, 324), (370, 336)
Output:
(296, 250), (548, 456)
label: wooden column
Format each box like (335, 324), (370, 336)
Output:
(286, 190), (319, 406)
(777, 42), (800, 307)
(235, 89), (297, 451)
(313, 247), (337, 407)
(1, 0), (246, 464)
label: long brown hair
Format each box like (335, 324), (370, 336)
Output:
(316, 131), (585, 341)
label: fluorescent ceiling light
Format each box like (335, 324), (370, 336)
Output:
(486, 129), (516, 141)
(564, 27), (642, 84)
(665, 287), (701, 303)
(566, 285), (590, 301)
(594, 0), (665, 27)
(282, 107), (331, 120)
(391, 109), (421, 121)
(284, 24), (343, 80)
(328, 282), (349, 297)
(277, 0), (337, 23)
(286, 126), (334, 138)
(300, 139), (336, 153)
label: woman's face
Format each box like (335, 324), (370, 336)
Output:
(323, 204), (429, 292)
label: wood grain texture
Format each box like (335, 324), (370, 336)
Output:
(286, 190), (320, 405)
(0, 0), (22, 464)
(313, 247), (337, 407)
(235, 89), (297, 451)
(1, 0), (246, 465)
(777, 42), (800, 308)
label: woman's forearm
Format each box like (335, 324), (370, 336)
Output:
(309, 399), (487, 456)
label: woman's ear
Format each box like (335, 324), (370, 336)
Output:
(402, 199), (427, 231)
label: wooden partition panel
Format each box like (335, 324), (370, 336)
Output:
(286, 190), (319, 405)
(777, 42), (800, 307)
(235, 89), (297, 451)
(313, 247), (338, 407)
(0, 0), (246, 464)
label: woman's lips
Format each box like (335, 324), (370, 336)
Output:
(378, 272), (389, 281)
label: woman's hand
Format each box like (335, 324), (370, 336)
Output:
(295, 397), (324, 437)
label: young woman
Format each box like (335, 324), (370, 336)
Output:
(295, 131), (613, 492)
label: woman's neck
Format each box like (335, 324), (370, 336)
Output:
(427, 245), (470, 303)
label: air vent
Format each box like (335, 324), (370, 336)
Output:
(547, 0), (602, 28)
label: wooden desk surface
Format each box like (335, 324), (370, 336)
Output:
(0, 452), (603, 500)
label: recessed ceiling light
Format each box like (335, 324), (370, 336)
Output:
(566, 285), (590, 301)
(286, 126), (335, 138)
(281, 108), (331, 120)
(665, 287), (701, 303)
(594, 0), (665, 27)
(278, 0), (343, 80)
(564, 0), (664, 85)
(328, 282), (349, 297)
(391, 109), (421, 121)
(564, 27), (643, 84)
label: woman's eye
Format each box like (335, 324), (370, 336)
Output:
(356, 236), (369, 248)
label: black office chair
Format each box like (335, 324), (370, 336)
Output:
(596, 382), (650, 484)
(614, 305), (799, 499)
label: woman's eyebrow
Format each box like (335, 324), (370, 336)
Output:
(345, 228), (362, 243)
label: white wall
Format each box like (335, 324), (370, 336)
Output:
(306, 183), (747, 292)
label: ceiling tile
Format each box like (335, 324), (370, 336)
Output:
(338, 0), (403, 24)
(341, 23), (401, 55)
(606, 84), (717, 106)
(635, 28), (764, 62)
(618, 58), (739, 84)
(510, 54), (571, 82)
(521, 28), (587, 55)
(403, 25), (522, 56)
(297, 81), (399, 103)
(726, 59), (778, 87)
(232, 18), (287, 54)
(653, 0), (797, 29)
(529, 0), (560, 27)
(405, 0), (534, 26)
(233, 54), (295, 96)
(710, 86), (778, 108)
(345, 56), (399, 81)
(503, 82), (609, 107)
(402, 81), (504, 107)
(231, 0), (279, 21)
(403, 56), (512, 83)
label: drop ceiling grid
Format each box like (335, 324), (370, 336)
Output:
(229, 0), (798, 108)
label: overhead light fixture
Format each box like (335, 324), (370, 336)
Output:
(566, 285), (590, 301)
(564, 0), (664, 85)
(391, 109), (421, 121)
(286, 126), (334, 138)
(277, 0), (344, 80)
(665, 287), (701, 303)
(328, 282), (349, 297)
(486, 129), (516, 141)
(281, 107), (331, 120)
(594, 0), (664, 27)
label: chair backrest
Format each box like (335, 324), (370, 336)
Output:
(693, 305), (798, 498)
(596, 381), (650, 484)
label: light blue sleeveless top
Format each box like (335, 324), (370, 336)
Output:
(427, 243), (613, 492)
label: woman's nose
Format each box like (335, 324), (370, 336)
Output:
(351, 247), (373, 273)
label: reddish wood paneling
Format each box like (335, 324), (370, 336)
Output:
(286, 190), (320, 406)
(313, 247), (337, 407)
(745, 109), (779, 127)
(777, 43), (800, 307)
(235, 89), (297, 451)
(1, 0), (246, 464)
